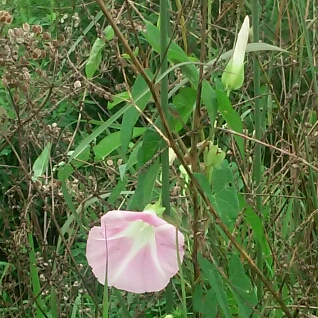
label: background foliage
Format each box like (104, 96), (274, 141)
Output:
(0, 0), (317, 317)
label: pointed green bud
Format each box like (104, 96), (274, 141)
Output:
(204, 143), (226, 168)
(144, 201), (165, 217)
(222, 16), (249, 91)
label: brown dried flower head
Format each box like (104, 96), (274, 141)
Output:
(32, 24), (42, 35)
(0, 11), (12, 24)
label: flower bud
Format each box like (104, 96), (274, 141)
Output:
(221, 16), (249, 91)
(204, 143), (225, 168)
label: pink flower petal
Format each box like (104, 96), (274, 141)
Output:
(86, 210), (184, 293)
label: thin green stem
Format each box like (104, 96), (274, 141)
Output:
(27, 215), (45, 318)
(102, 284), (109, 318)
(159, 0), (172, 313)
(251, 0), (263, 300)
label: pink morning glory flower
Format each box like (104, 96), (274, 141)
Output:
(86, 209), (184, 293)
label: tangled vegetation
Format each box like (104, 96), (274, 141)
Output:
(0, 0), (317, 317)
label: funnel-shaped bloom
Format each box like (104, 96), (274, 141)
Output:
(222, 16), (250, 91)
(86, 209), (184, 293)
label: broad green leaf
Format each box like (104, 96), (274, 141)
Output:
(108, 179), (129, 204)
(193, 285), (217, 318)
(228, 254), (258, 317)
(211, 166), (240, 230)
(94, 127), (145, 161)
(144, 21), (189, 63)
(207, 42), (289, 67)
(108, 92), (130, 110)
(32, 143), (51, 180)
(144, 21), (199, 85)
(144, 22), (217, 129)
(243, 197), (272, 265)
(129, 159), (159, 210)
(198, 253), (231, 318)
(70, 147), (90, 168)
(121, 70), (153, 155)
(137, 127), (160, 166)
(57, 163), (74, 181)
(193, 285), (205, 313)
(85, 38), (105, 79)
(210, 194), (239, 231)
(104, 25), (114, 41)
(216, 89), (245, 159)
(201, 79), (217, 126)
(119, 143), (141, 181)
(69, 104), (129, 162)
(171, 87), (196, 132)
(194, 169), (240, 231)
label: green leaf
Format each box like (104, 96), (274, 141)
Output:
(94, 127), (145, 161)
(104, 25), (114, 41)
(216, 89), (245, 159)
(243, 198), (272, 265)
(171, 87), (196, 131)
(119, 143), (141, 181)
(201, 79), (217, 126)
(69, 104), (129, 162)
(85, 38), (105, 79)
(198, 253), (231, 318)
(129, 159), (159, 210)
(144, 21), (199, 86)
(32, 143), (51, 180)
(121, 70), (153, 155)
(207, 42), (289, 66)
(211, 166), (240, 230)
(108, 92), (130, 110)
(144, 22), (218, 127)
(137, 128), (160, 166)
(194, 169), (239, 231)
(144, 21), (189, 62)
(193, 285), (217, 317)
(228, 254), (258, 317)
(57, 163), (74, 181)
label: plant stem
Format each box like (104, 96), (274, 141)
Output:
(159, 0), (173, 313)
(251, 0), (263, 300)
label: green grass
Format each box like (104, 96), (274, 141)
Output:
(0, 0), (317, 317)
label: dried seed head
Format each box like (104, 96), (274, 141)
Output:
(32, 24), (42, 34)
(13, 28), (23, 37)
(0, 11), (12, 24)
(73, 80), (81, 88)
(35, 68), (44, 77)
(5, 15), (12, 24)
(20, 56), (29, 66)
(2, 77), (8, 87)
(52, 40), (59, 48)
(22, 23), (30, 32)
(32, 48), (42, 59)
(7, 28), (14, 37)
(20, 83), (29, 93)
(59, 34), (65, 45)
(42, 31), (51, 40)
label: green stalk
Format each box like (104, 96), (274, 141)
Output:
(27, 215), (45, 318)
(207, 0), (212, 60)
(159, 0), (172, 313)
(102, 283), (109, 318)
(294, 0), (318, 121)
(251, 0), (263, 300)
